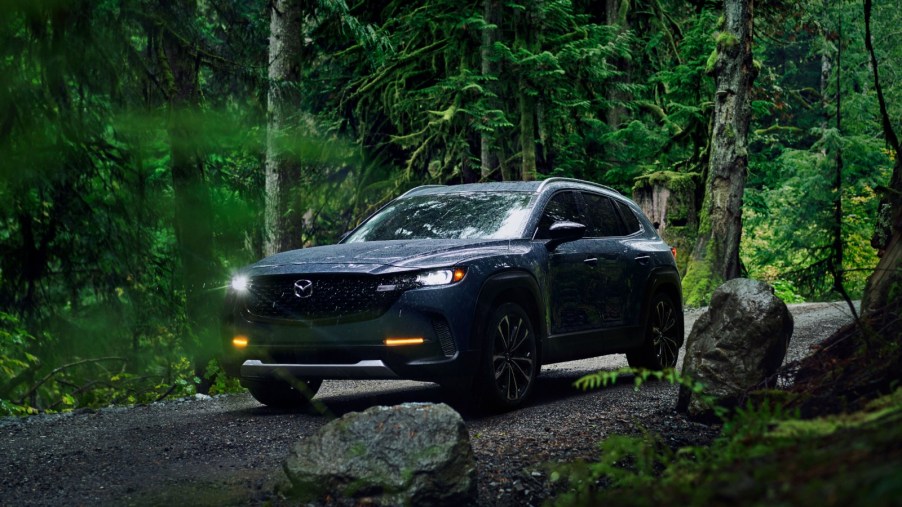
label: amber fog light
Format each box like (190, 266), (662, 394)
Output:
(232, 336), (249, 349)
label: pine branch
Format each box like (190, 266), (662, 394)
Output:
(16, 357), (128, 405)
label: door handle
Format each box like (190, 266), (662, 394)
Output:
(634, 255), (651, 265)
(583, 257), (598, 267)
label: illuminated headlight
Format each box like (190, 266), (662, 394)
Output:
(416, 267), (467, 286)
(376, 267), (466, 292)
(416, 269), (454, 286)
(230, 275), (250, 292)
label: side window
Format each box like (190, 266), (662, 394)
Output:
(616, 200), (642, 234)
(583, 193), (625, 237)
(536, 191), (583, 239)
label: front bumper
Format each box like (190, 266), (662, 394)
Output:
(240, 359), (400, 380)
(221, 282), (481, 384)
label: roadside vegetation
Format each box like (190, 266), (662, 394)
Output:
(550, 296), (902, 506)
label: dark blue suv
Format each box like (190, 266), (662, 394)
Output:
(222, 178), (683, 410)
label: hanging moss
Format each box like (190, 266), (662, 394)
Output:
(705, 49), (718, 74)
(715, 31), (739, 49)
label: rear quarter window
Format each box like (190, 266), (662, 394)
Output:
(582, 193), (625, 237)
(616, 200), (642, 235)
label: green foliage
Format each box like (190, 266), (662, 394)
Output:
(548, 370), (902, 506)
(552, 368), (796, 505)
(771, 279), (806, 304)
(739, 0), (897, 301)
(548, 388), (902, 507)
(0, 0), (899, 413)
(574, 367), (727, 418)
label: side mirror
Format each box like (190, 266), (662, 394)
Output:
(545, 221), (586, 251)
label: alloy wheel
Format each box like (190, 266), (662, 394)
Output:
(650, 299), (680, 367)
(491, 313), (536, 401)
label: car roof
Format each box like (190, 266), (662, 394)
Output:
(400, 178), (622, 199)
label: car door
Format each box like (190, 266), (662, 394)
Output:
(613, 198), (655, 327)
(580, 192), (631, 329)
(536, 191), (598, 336)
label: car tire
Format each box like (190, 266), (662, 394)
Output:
(476, 302), (539, 411)
(627, 292), (683, 370)
(244, 378), (323, 409)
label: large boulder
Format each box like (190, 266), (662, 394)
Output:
(283, 402), (477, 505)
(677, 278), (794, 418)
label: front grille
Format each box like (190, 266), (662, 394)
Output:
(244, 275), (401, 322)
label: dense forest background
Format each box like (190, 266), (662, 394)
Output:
(0, 0), (899, 414)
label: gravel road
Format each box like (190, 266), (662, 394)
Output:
(0, 301), (858, 506)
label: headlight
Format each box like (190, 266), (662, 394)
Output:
(377, 267), (467, 292)
(230, 275), (250, 292)
(416, 269), (453, 286)
(416, 267), (467, 286)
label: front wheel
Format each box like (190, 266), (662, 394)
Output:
(476, 302), (539, 411)
(243, 378), (323, 409)
(627, 293), (683, 370)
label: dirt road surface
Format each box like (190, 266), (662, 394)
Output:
(0, 301), (858, 506)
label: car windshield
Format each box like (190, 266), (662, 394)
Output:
(344, 192), (535, 242)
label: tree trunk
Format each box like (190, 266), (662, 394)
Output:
(519, 85), (537, 181)
(862, 0), (902, 315)
(517, 2), (540, 181)
(604, 0), (627, 129)
(264, 0), (304, 256)
(157, 2), (217, 393)
(830, 15), (844, 293)
(480, 0), (501, 180)
(681, 0), (756, 307)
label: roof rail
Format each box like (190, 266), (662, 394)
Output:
(536, 177), (621, 195)
(397, 184), (446, 198)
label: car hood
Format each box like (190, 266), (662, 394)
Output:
(245, 239), (521, 276)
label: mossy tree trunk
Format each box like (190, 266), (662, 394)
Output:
(516, 1), (541, 181)
(480, 0), (501, 180)
(158, 0), (217, 392)
(681, 0), (756, 307)
(862, 0), (902, 315)
(264, 0), (304, 256)
(830, 15), (845, 295)
(604, 0), (628, 129)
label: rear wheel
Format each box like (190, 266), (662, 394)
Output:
(476, 302), (539, 411)
(243, 378), (322, 409)
(627, 293), (682, 370)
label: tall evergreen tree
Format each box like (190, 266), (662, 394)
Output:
(862, 0), (902, 315)
(156, 0), (218, 393)
(682, 0), (756, 306)
(264, 0), (304, 255)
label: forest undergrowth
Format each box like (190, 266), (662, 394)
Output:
(550, 300), (902, 506)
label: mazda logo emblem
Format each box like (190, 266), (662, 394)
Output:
(293, 279), (313, 298)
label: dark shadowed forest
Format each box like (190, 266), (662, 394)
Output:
(1, 1), (901, 487)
